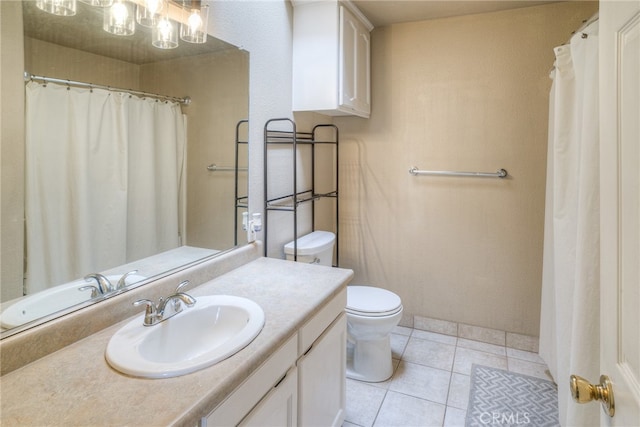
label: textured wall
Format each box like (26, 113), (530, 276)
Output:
(140, 50), (249, 250)
(333, 1), (598, 336)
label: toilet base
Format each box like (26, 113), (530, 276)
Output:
(346, 336), (393, 383)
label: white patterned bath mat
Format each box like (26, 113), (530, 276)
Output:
(466, 365), (559, 427)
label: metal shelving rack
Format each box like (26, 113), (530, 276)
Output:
(234, 119), (249, 246)
(263, 118), (339, 266)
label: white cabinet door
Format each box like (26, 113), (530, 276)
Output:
(339, 5), (371, 117)
(298, 313), (347, 427)
(354, 23), (371, 116)
(240, 367), (298, 427)
(292, 1), (372, 118)
(203, 335), (298, 427)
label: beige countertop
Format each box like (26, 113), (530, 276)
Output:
(0, 257), (353, 426)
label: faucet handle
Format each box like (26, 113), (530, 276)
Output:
(175, 280), (190, 293)
(133, 299), (156, 312)
(169, 281), (194, 314)
(84, 273), (114, 294)
(116, 270), (139, 290)
(78, 285), (99, 298)
(133, 299), (158, 326)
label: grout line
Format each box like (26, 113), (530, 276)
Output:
(371, 388), (389, 427)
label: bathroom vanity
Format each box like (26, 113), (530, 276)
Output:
(0, 252), (353, 426)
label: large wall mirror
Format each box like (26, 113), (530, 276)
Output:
(0, 0), (249, 338)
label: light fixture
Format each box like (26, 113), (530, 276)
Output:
(104, 0), (135, 36)
(180, 0), (208, 44)
(136, 0), (165, 28)
(36, 0), (77, 16)
(35, 0), (209, 49)
(79, 0), (113, 6)
(153, 13), (178, 49)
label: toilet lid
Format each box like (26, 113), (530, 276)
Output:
(346, 286), (402, 317)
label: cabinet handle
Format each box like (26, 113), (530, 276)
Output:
(274, 372), (288, 388)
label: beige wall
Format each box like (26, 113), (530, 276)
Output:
(25, 38), (141, 88)
(334, 1), (598, 337)
(141, 49), (249, 250)
(1, 1), (26, 301)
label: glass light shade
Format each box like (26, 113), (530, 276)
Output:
(79, 0), (113, 6)
(180, 2), (208, 44)
(36, 0), (77, 16)
(103, 0), (135, 36)
(152, 17), (178, 49)
(136, 0), (165, 28)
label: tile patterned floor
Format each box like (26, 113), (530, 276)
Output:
(343, 325), (550, 427)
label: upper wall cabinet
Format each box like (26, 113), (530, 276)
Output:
(292, 0), (373, 118)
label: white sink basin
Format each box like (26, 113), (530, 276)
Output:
(105, 295), (265, 379)
(0, 274), (145, 329)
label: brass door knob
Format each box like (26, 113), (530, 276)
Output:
(570, 374), (615, 417)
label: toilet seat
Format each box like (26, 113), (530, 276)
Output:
(346, 286), (402, 317)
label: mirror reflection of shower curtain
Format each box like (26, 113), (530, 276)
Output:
(24, 81), (186, 294)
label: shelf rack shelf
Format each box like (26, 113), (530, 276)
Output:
(264, 118), (339, 265)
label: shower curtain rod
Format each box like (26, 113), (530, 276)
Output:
(565, 12), (599, 43)
(24, 72), (191, 105)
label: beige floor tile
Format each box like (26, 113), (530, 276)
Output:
(345, 379), (387, 427)
(402, 337), (456, 371)
(390, 333), (410, 359)
(452, 347), (507, 375)
(374, 391), (445, 427)
(457, 338), (506, 356)
(506, 347), (545, 364)
(443, 406), (467, 427)
(507, 357), (552, 381)
(458, 324), (505, 346)
(388, 361), (451, 404)
(412, 329), (458, 346)
(392, 325), (413, 336)
(414, 316), (458, 336)
(446, 373), (471, 410)
(506, 332), (539, 352)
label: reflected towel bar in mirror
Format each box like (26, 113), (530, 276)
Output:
(409, 167), (508, 179)
(207, 164), (248, 172)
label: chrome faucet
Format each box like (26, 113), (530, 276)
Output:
(133, 280), (197, 326)
(79, 270), (139, 298)
(80, 273), (113, 296)
(116, 269), (139, 290)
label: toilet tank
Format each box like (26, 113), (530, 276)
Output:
(284, 231), (335, 266)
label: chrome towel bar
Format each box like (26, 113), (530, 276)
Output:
(409, 167), (508, 179)
(206, 164), (248, 172)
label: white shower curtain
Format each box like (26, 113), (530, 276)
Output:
(539, 18), (600, 427)
(25, 81), (186, 293)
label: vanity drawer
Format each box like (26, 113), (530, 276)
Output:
(298, 287), (347, 356)
(203, 333), (298, 427)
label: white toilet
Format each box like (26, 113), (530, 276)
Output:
(284, 230), (336, 265)
(345, 286), (403, 382)
(284, 231), (404, 383)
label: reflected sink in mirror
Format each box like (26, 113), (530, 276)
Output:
(105, 295), (265, 379)
(0, 274), (146, 329)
